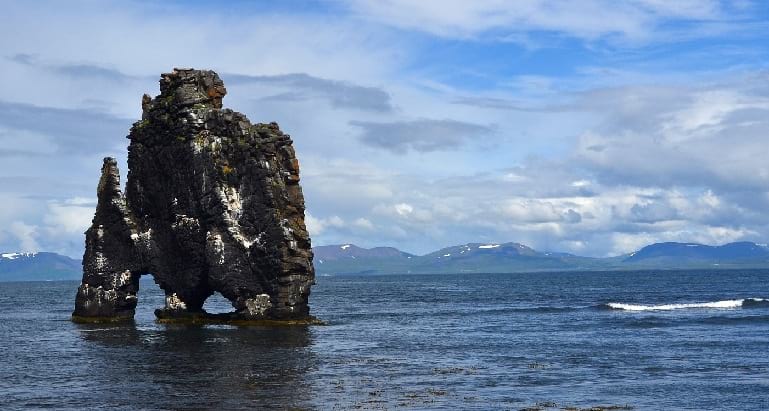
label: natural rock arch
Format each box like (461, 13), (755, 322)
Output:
(73, 69), (315, 323)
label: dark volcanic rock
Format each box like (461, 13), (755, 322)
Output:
(73, 68), (315, 323)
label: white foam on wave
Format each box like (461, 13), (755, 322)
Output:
(607, 298), (767, 311)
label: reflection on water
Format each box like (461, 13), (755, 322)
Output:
(74, 322), (315, 409)
(70, 278), (317, 408)
(0, 280), (317, 410)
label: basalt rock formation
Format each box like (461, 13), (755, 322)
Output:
(73, 68), (316, 323)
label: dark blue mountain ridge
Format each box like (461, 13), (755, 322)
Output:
(0, 252), (82, 281)
(313, 244), (416, 262)
(624, 241), (769, 263)
(313, 241), (769, 274)
(3, 241), (769, 280)
(422, 242), (539, 259)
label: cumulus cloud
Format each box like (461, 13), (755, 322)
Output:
(301, 157), (397, 220)
(629, 201), (680, 223)
(352, 217), (375, 231)
(305, 213), (380, 247)
(572, 79), (769, 193)
(305, 214), (345, 237)
(563, 209), (582, 224)
(43, 198), (95, 235)
(394, 203), (413, 216)
(308, 155), (769, 256)
(0, 197), (96, 255)
(8, 221), (39, 253)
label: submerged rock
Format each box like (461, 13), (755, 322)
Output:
(73, 68), (315, 323)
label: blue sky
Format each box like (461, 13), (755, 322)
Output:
(1, 0), (769, 257)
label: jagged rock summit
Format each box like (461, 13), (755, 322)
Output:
(73, 68), (316, 324)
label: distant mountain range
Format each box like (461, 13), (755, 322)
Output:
(3, 241), (769, 281)
(313, 241), (769, 275)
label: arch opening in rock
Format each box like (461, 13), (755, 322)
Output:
(134, 274), (169, 318)
(203, 292), (235, 314)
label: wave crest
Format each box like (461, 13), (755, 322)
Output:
(602, 298), (768, 312)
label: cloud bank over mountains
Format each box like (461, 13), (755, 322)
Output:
(1, 0), (768, 257)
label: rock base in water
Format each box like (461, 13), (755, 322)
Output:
(71, 314), (136, 324)
(154, 309), (326, 326)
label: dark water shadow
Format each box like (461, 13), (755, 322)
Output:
(74, 322), (317, 409)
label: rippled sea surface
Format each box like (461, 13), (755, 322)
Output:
(2, 270), (769, 410)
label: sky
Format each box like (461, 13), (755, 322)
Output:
(1, 0), (769, 258)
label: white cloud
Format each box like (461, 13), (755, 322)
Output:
(394, 203), (413, 216)
(352, 218), (375, 231)
(565, 76), (769, 200)
(346, 0), (728, 42)
(43, 199), (95, 235)
(0, 1), (405, 118)
(499, 199), (566, 223)
(305, 214), (345, 237)
(9, 221), (39, 253)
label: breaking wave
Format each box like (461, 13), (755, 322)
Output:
(600, 298), (769, 312)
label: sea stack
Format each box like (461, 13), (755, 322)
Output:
(73, 68), (316, 323)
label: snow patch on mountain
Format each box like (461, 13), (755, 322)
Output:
(1, 252), (36, 260)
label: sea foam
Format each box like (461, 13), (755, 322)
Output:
(605, 298), (768, 311)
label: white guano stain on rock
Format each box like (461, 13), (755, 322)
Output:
(165, 293), (187, 311)
(243, 294), (271, 317)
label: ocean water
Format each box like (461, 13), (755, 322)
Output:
(1, 270), (769, 410)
